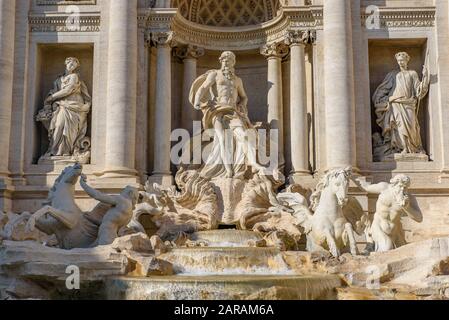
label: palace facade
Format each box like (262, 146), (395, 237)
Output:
(0, 0), (448, 243)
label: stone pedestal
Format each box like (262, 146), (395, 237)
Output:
(389, 153), (429, 162)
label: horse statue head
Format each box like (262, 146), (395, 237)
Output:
(310, 167), (353, 211)
(44, 163), (83, 205)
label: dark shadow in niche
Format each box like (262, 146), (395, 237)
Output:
(368, 38), (431, 162)
(307, 112), (313, 173)
(33, 43), (94, 165)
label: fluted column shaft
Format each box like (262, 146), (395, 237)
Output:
(151, 32), (173, 183)
(0, 0), (16, 177)
(288, 30), (310, 175)
(262, 43), (288, 157)
(104, 0), (138, 176)
(175, 45), (204, 133)
(323, 0), (356, 169)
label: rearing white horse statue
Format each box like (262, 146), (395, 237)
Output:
(292, 167), (366, 257)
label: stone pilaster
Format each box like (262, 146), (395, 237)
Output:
(435, 0), (449, 181)
(9, 0), (29, 186)
(261, 42), (289, 158)
(286, 30), (313, 177)
(0, 0), (16, 179)
(149, 31), (175, 186)
(0, 0), (15, 210)
(174, 45), (205, 133)
(323, 0), (357, 170)
(104, 0), (138, 179)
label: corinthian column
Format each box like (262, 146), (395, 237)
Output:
(174, 45), (205, 133)
(150, 32), (174, 186)
(287, 30), (311, 177)
(323, 0), (356, 169)
(0, 0), (16, 180)
(261, 43), (289, 157)
(104, 0), (138, 178)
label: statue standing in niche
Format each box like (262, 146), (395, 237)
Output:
(190, 51), (266, 179)
(372, 52), (430, 161)
(36, 57), (91, 164)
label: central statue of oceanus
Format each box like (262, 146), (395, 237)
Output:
(189, 51), (267, 179)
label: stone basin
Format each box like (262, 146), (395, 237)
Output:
(105, 275), (343, 300)
(160, 230), (295, 275)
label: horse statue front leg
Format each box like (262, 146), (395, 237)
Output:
(344, 222), (359, 255)
(325, 230), (340, 258)
(0, 212), (32, 240)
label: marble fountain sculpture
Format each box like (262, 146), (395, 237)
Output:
(36, 58), (92, 165)
(1, 52), (448, 300)
(372, 52), (430, 162)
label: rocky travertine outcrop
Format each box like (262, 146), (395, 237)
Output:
(283, 237), (449, 299)
(0, 233), (174, 300)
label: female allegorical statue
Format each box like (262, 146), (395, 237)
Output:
(372, 52), (430, 160)
(37, 57), (91, 163)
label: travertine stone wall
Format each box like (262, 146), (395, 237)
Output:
(1, 0), (449, 243)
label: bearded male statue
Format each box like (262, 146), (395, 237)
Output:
(354, 174), (423, 252)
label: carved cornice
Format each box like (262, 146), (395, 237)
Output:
(283, 6), (323, 28)
(164, 5), (435, 50)
(36, 0), (96, 5)
(146, 8), (177, 31)
(361, 7), (435, 29)
(29, 14), (100, 33)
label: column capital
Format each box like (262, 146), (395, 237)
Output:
(147, 31), (176, 48)
(173, 44), (205, 61)
(285, 30), (316, 46)
(260, 42), (289, 60)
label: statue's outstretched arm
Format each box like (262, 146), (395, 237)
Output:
(403, 194), (423, 223)
(80, 175), (117, 206)
(353, 177), (388, 194)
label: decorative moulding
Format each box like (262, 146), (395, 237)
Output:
(36, 0), (97, 5)
(29, 14), (100, 32)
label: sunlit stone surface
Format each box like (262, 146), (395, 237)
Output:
(1, 0), (449, 301)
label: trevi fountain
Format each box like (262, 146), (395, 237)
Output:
(1, 0), (449, 301)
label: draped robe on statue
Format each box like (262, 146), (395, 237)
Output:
(373, 70), (429, 155)
(189, 70), (256, 179)
(46, 74), (91, 157)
